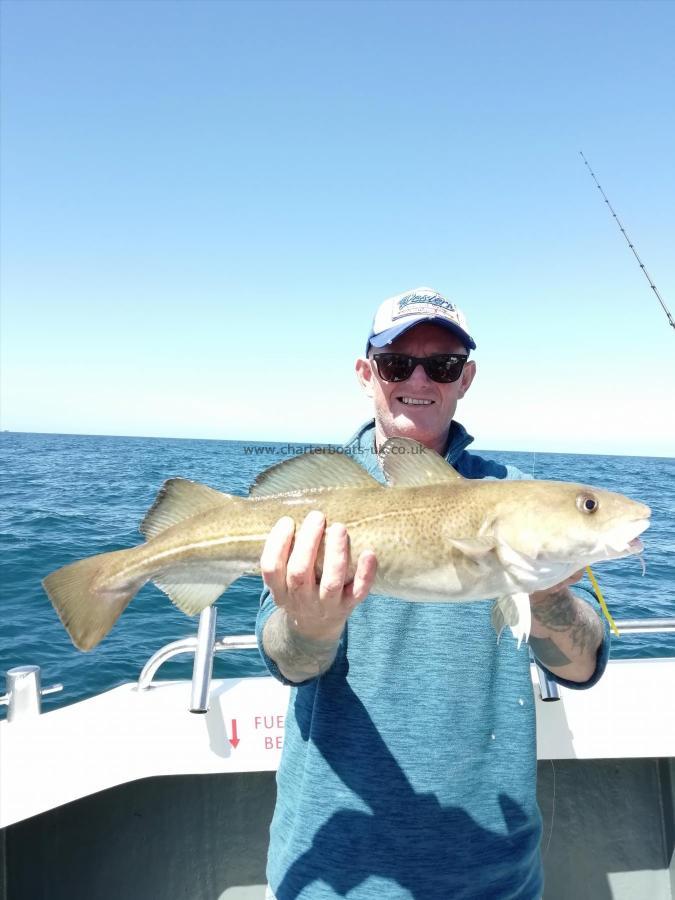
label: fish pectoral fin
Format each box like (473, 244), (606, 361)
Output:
(491, 593), (531, 649)
(249, 451), (381, 497)
(495, 541), (539, 587)
(141, 479), (234, 540)
(153, 573), (238, 616)
(447, 536), (496, 558)
(379, 438), (465, 487)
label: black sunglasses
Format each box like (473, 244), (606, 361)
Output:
(371, 353), (469, 384)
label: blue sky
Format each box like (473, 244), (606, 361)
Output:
(1, 0), (673, 455)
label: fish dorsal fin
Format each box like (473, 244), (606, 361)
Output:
(249, 451), (381, 498)
(140, 478), (232, 540)
(379, 438), (465, 487)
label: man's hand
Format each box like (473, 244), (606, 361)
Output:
(528, 570), (605, 683)
(260, 511), (377, 683)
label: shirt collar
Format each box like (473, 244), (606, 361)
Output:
(345, 418), (474, 478)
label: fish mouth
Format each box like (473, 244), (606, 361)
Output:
(603, 517), (650, 559)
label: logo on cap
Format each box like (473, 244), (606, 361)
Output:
(392, 290), (459, 322)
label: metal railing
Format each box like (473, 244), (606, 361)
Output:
(610, 618), (675, 634)
(3, 617), (674, 722)
(135, 613), (674, 710)
(136, 607), (257, 710)
(534, 617), (675, 701)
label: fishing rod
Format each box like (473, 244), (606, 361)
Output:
(579, 150), (675, 331)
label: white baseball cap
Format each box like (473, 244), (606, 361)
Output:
(366, 286), (476, 355)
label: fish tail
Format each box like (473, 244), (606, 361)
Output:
(43, 549), (142, 651)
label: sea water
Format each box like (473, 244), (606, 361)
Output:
(1, 431), (673, 717)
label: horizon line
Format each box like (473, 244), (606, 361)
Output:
(1, 429), (673, 461)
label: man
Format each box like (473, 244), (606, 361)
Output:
(256, 287), (609, 900)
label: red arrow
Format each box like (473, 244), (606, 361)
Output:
(229, 719), (240, 749)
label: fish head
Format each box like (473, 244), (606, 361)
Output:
(491, 480), (650, 582)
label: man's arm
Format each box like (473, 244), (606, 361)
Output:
(260, 511), (377, 684)
(262, 607), (345, 684)
(528, 573), (605, 683)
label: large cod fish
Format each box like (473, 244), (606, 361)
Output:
(43, 438), (650, 651)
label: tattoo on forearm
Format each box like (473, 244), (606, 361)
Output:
(263, 608), (340, 683)
(528, 636), (572, 668)
(531, 589), (604, 658)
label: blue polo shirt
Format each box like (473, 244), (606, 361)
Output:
(256, 420), (610, 899)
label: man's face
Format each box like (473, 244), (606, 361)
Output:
(355, 323), (476, 452)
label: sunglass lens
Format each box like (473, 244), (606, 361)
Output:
(426, 356), (464, 383)
(375, 355), (412, 382)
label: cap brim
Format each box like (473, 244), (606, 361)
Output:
(367, 317), (476, 353)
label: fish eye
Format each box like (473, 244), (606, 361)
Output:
(576, 494), (599, 514)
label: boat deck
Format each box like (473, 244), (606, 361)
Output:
(1, 659), (674, 899)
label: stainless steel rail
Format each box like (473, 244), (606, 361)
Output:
(137, 605), (258, 713)
(533, 617), (675, 702)
(613, 618), (675, 634)
(190, 606), (218, 713)
(137, 633), (258, 692)
(135, 616), (675, 711)
(533, 661), (562, 702)
(4, 619), (672, 723)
